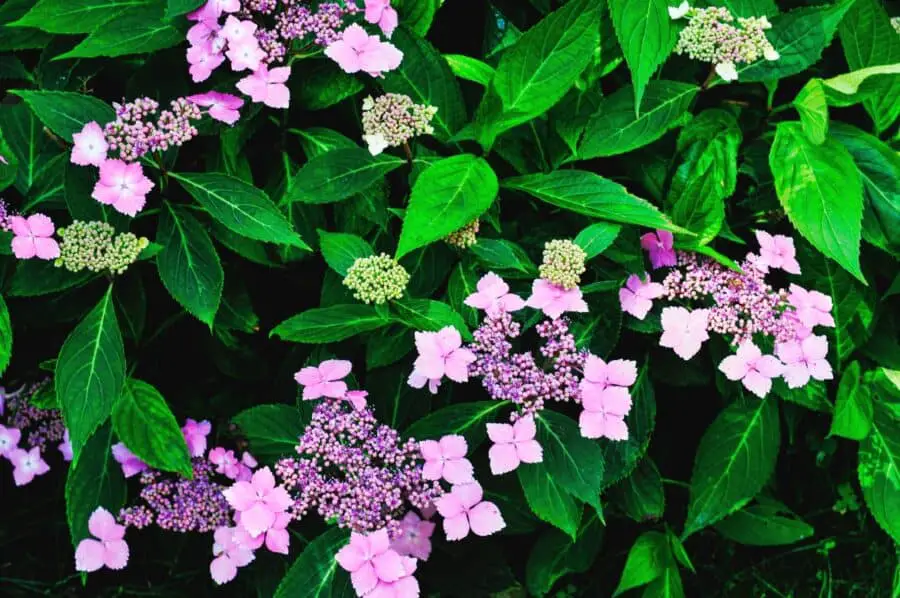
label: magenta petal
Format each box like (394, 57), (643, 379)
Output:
(223, 481), (257, 511)
(240, 503), (276, 537)
(372, 550), (406, 583)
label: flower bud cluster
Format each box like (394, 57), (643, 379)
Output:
(55, 220), (149, 275)
(361, 94), (438, 155)
(674, 6), (779, 75)
(343, 253), (410, 304)
(104, 97), (202, 162)
(539, 239), (586, 290)
(444, 220), (480, 249)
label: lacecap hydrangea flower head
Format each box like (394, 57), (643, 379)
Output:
(343, 253), (410, 304)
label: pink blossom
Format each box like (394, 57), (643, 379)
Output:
(407, 370), (441, 394)
(525, 278), (588, 319)
(419, 435), (474, 484)
(640, 230), (677, 269)
(580, 355), (638, 391)
(233, 511), (291, 555)
(344, 389), (368, 411)
(9, 446), (50, 486)
(70, 121), (109, 167)
(0, 154), (6, 165)
(236, 451), (257, 481)
(659, 306), (710, 360)
(365, 0), (399, 38)
(788, 284), (835, 329)
(236, 65), (291, 109)
(464, 272), (526, 316)
(718, 341), (784, 398)
(92, 159), (154, 216)
(209, 446), (251, 480)
(335, 529), (407, 596)
(754, 231), (801, 274)
(10, 214), (60, 260)
(776, 334), (833, 389)
(579, 385), (632, 440)
(59, 429), (73, 462)
(188, 0), (239, 21)
(222, 466), (292, 538)
(0, 424), (21, 458)
(222, 15), (257, 44)
(619, 273), (665, 320)
(368, 556), (420, 598)
(486, 416), (543, 475)
(324, 24), (403, 78)
(226, 39), (266, 72)
(75, 507), (129, 572)
(112, 442), (148, 478)
(209, 525), (256, 585)
(187, 19), (223, 48)
(187, 91), (244, 125)
(411, 327), (476, 387)
(182, 418), (212, 458)
(294, 359), (352, 400)
(187, 44), (225, 82)
(435, 481), (505, 541)
(391, 511), (435, 561)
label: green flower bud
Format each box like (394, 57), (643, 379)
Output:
(539, 239), (586, 289)
(343, 253), (410, 305)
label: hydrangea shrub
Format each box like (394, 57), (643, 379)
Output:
(0, 0), (899, 595)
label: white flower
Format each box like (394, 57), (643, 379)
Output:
(715, 61), (739, 82)
(759, 16), (772, 29)
(668, 1), (690, 19)
(362, 96), (375, 111)
(764, 46), (780, 61)
(364, 133), (389, 156)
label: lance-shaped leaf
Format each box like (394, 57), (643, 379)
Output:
(283, 148), (405, 205)
(271, 304), (390, 344)
(11, 89), (114, 140)
(274, 527), (352, 598)
(65, 423), (125, 547)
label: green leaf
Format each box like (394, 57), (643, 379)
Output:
(171, 172), (309, 249)
(56, 285), (125, 459)
(293, 60), (364, 111)
(714, 0), (778, 17)
(57, 6), (182, 59)
(830, 361), (873, 440)
(683, 399), (781, 538)
(391, 298), (470, 340)
(165, 0), (204, 18)
(773, 379), (833, 413)
(614, 531), (669, 596)
(9, 0), (152, 34)
(838, 0), (900, 133)
(470, 238), (538, 277)
(271, 304), (389, 343)
(503, 170), (680, 232)
(0, 294), (12, 377)
(396, 155), (498, 259)
(64, 423), (125, 547)
(274, 527), (351, 598)
(381, 27), (465, 142)
(608, 0), (675, 112)
(112, 379), (192, 477)
(318, 230), (373, 276)
(574, 223), (622, 260)
(232, 404), (306, 462)
(857, 401), (900, 543)
(444, 54), (495, 86)
(11, 89), (114, 140)
(770, 122), (865, 283)
(8, 260), (95, 297)
(156, 204), (224, 328)
(611, 458), (665, 523)
(284, 148), (405, 205)
(793, 79), (829, 145)
(518, 458), (582, 539)
(578, 81), (700, 160)
(600, 366), (656, 488)
(526, 515), (604, 597)
(405, 401), (508, 449)
(537, 411), (605, 511)
(737, 0), (856, 82)
(715, 502), (815, 546)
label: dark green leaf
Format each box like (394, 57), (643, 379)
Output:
(614, 531), (669, 596)
(444, 54), (495, 86)
(9, 259), (95, 297)
(537, 411), (605, 511)
(284, 148), (405, 205)
(574, 223), (622, 260)
(0, 294), (12, 377)
(858, 401), (900, 543)
(405, 401), (508, 449)
(391, 298), (470, 340)
(611, 458), (665, 523)
(830, 361), (873, 440)
(518, 458), (582, 539)
(57, 6), (183, 59)
(318, 230), (373, 276)
(9, 0), (153, 34)
(232, 404), (306, 462)
(271, 304), (389, 343)
(274, 527), (351, 598)
(470, 238), (538, 277)
(715, 502), (815, 546)
(526, 515), (604, 597)
(600, 366), (656, 488)
(11, 89), (114, 141)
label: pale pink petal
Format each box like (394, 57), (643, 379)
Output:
(434, 493), (464, 519)
(89, 508), (125, 541)
(782, 363), (810, 388)
(442, 513), (470, 541)
(742, 370), (772, 398)
(467, 502), (505, 536)
(263, 486), (293, 512)
(264, 83), (290, 109)
(439, 435), (468, 459)
(240, 503), (276, 537)
(210, 554), (238, 584)
(512, 416), (537, 441)
(103, 539), (129, 570)
(600, 386), (633, 416)
(336, 543), (366, 573)
(421, 462), (442, 482)
(251, 466), (276, 493)
(318, 359), (352, 382)
(602, 415), (629, 441)
(776, 341), (803, 364)
(351, 562), (379, 596)
(265, 527), (290, 554)
(579, 410), (607, 439)
(606, 360), (638, 387)
(75, 539), (106, 572)
(11, 237), (36, 259)
(443, 350), (474, 383)
(324, 40), (362, 74)
(441, 458), (474, 484)
(516, 439), (543, 464)
(802, 335), (829, 360)
(807, 359), (833, 381)
(488, 443), (520, 475)
(9, 216), (30, 237)
(113, 193), (146, 217)
(453, 481), (484, 509)
(719, 354), (750, 381)
(33, 237), (60, 260)
(755, 355), (784, 378)
(26, 214), (55, 237)
(223, 481), (258, 511)
(320, 380), (348, 398)
(486, 422), (514, 444)
(419, 440), (442, 461)
(372, 550), (406, 583)
(583, 355), (608, 385)
(620, 288), (652, 319)
(369, 528), (391, 554)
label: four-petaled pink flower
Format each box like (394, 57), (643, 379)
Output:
(221, 15), (257, 44)
(420, 434), (474, 484)
(344, 389), (369, 411)
(435, 481), (506, 541)
(391, 511), (435, 561)
(209, 525), (255, 585)
(335, 528), (408, 596)
(464, 272), (526, 316)
(188, 0), (240, 21)
(640, 230), (677, 269)
(75, 507), (129, 572)
(0, 424), (21, 458)
(209, 446), (254, 480)
(368, 556), (420, 598)
(579, 385), (632, 440)
(222, 466), (292, 538)
(233, 510), (291, 555)
(182, 418), (212, 458)
(9, 446), (50, 486)
(526, 278), (589, 319)
(294, 359), (352, 400)
(486, 416), (543, 475)
(236, 64), (291, 109)
(659, 306), (710, 360)
(776, 334), (833, 389)
(92, 159), (154, 216)
(112, 442), (148, 478)
(580, 355), (638, 392)
(10, 214), (60, 260)
(619, 273), (665, 320)
(70, 121), (109, 167)
(410, 327), (476, 392)
(226, 40), (266, 72)
(324, 24), (403, 78)
(365, 0), (399, 38)
(187, 91), (244, 125)
(188, 45), (225, 82)
(718, 341), (784, 398)
(59, 429), (73, 462)
(788, 284), (835, 329)
(754, 231), (801, 274)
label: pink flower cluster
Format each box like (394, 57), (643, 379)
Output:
(0, 381), (70, 486)
(620, 229), (835, 397)
(578, 356), (638, 441)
